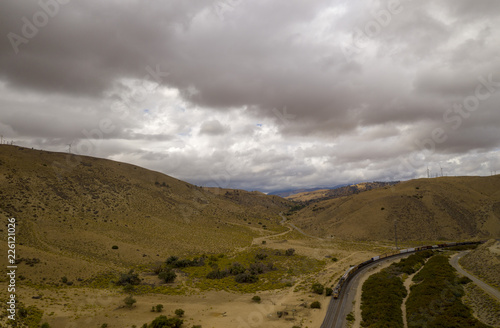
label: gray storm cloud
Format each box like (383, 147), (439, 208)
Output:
(1, 0), (500, 191)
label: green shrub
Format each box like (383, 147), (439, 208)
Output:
(149, 315), (183, 328)
(252, 295), (261, 303)
(175, 308), (185, 317)
(311, 301), (321, 309)
(123, 295), (136, 308)
(325, 287), (333, 296)
(361, 271), (406, 328)
(235, 272), (258, 283)
(123, 283), (135, 293)
(156, 304), (164, 312)
(118, 269), (141, 286)
(159, 270), (177, 283)
(112, 245), (119, 249)
(312, 282), (324, 295)
(406, 255), (489, 328)
(255, 253), (267, 260)
(206, 268), (229, 279)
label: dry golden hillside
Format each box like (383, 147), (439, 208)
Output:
(461, 239), (500, 290)
(285, 181), (399, 202)
(0, 145), (292, 280)
(290, 176), (500, 241)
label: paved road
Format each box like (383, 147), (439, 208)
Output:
(450, 252), (500, 302)
(320, 252), (413, 328)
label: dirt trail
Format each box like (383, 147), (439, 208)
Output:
(401, 265), (425, 328)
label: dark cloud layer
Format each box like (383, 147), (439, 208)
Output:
(1, 0), (500, 191)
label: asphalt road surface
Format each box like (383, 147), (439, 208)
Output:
(450, 251), (500, 302)
(320, 252), (413, 328)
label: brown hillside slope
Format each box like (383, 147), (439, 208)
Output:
(460, 239), (500, 291)
(291, 176), (500, 241)
(0, 145), (291, 269)
(286, 181), (399, 202)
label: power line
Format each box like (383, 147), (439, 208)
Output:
(394, 220), (398, 250)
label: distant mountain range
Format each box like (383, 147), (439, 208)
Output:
(290, 176), (500, 241)
(268, 184), (352, 198)
(269, 181), (399, 200)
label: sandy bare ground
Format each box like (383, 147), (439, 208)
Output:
(2, 219), (387, 328)
(401, 265), (425, 328)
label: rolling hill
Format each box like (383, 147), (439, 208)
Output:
(0, 145), (292, 282)
(285, 181), (399, 202)
(289, 176), (500, 241)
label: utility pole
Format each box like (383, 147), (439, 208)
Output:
(394, 220), (398, 250)
(440, 164), (443, 177)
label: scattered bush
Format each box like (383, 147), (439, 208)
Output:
(255, 252), (267, 260)
(325, 287), (333, 296)
(123, 295), (137, 308)
(149, 315), (183, 328)
(285, 248), (295, 256)
(165, 256), (205, 269)
(175, 309), (185, 317)
(311, 301), (321, 309)
(156, 304), (164, 312)
(312, 282), (324, 295)
(206, 268), (229, 279)
(235, 271), (258, 283)
(159, 269), (177, 283)
(252, 296), (261, 303)
(117, 270), (141, 286)
(123, 284), (135, 293)
(112, 245), (119, 249)
(229, 262), (246, 275)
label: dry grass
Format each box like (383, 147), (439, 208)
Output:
(463, 283), (500, 327)
(290, 176), (500, 241)
(460, 240), (500, 291)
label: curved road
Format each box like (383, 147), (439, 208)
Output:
(320, 252), (413, 328)
(450, 252), (500, 302)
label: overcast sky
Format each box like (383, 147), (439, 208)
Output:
(1, 0), (500, 192)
